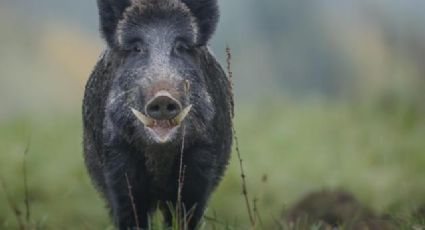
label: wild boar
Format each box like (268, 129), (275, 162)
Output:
(82, 0), (233, 229)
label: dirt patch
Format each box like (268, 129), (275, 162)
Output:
(283, 190), (397, 230)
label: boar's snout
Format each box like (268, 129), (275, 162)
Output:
(145, 91), (182, 120)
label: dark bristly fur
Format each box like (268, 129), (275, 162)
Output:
(98, 0), (219, 48)
(83, 0), (232, 229)
(180, 0), (219, 45)
(97, 0), (132, 47)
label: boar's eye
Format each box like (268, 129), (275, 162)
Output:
(132, 44), (143, 53)
(131, 43), (147, 54)
(174, 39), (194, 55)
(122, 40), (147, 55)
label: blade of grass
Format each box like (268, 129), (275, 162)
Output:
(0, 176), (25, 230)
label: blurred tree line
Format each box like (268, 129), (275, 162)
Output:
(1, 0), (424, 115)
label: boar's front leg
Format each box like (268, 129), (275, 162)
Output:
(103, 144), (150, 230)
(171, 147), (217, 230)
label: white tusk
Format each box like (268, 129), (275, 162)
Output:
(130, 107), (154, 126)
(173, 104), (193, 125)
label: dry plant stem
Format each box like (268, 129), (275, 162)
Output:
(204, 215), (227, 228)
(225, 46), (235, 118)
(253, 175), (268, 229)
(253, 197), (258, 221)
(23, 142), (31, 225)
(0, 176), (25, 230)
(233, 127), (256, 228)
(177, 125), (187, 228)
(226, 46), (256, 228)
(125, 173), (140, 230)
(225, 46), (232, 81)
(253, 197), (265, 229)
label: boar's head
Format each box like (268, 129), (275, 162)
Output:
(100, 0), (219, 145)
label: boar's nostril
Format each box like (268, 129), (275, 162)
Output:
(146, 95), (182, 120)
(151, 105), (160, 112)
(167, 104), (177, 112)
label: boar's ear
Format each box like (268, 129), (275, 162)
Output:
(181, 0), (219, 45)
(97, 0), (132, 47)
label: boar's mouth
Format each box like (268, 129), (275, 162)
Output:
(130, 105), (192, 143)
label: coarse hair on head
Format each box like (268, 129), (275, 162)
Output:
(97, 0), (219, 47)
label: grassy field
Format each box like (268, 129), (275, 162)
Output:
(1, 98), (425, 229)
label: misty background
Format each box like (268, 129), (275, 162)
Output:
(2, 0), (425, 117)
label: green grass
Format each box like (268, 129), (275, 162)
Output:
(1, 98), (424, 229)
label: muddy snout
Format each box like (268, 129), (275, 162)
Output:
(145, 91), (182, 120)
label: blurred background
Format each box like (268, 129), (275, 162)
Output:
(1, 0), (424, 229)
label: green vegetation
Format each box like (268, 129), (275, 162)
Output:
(1, 98), (424, 229)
